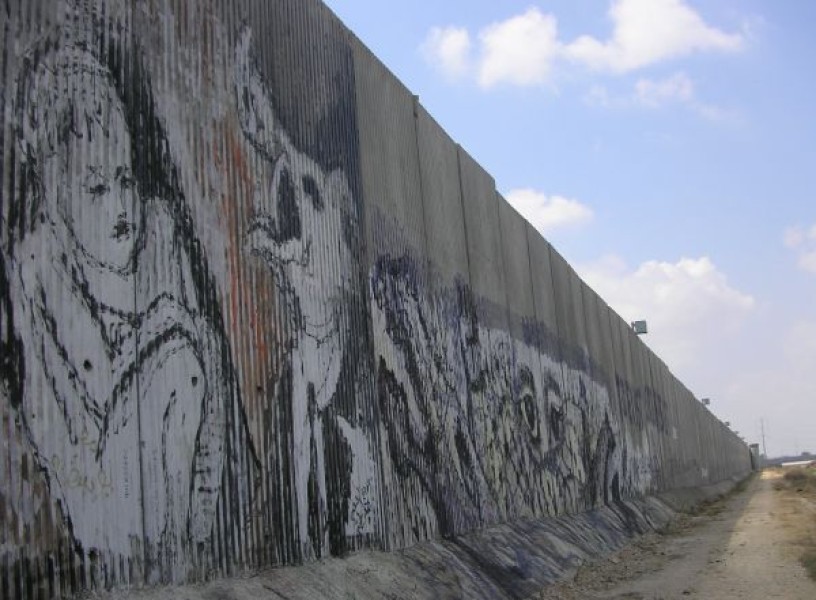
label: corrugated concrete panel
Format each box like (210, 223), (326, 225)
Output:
(458, 147), (507, 318)
(524, 227), (570, 516)
(679, 384), (705, 489)
(674, 374), (697, 489)
(613, 311), (637, 400)
(627, 330), (660, 494)
(585, 290), (630, 505)
(608, 307), (645, 497)
(549, 247), (586, 366)
(596, 296), (619, 397)
(647, 345), (670, 493)
(573, 280), (612, 510)
(452, 170), (515, 524)
(604, 305), (637, 498)
(352, 38), (439, 552)
(353, 45), (427, 260)
(498, 197), (535, 326)
(415, 105), (470, 286)
(581, 284), (613, 391)
(497, 196), (549, 519)
(660, 365), (682, 490)
(648, 353), (674, 492)
(232, 0), (385, 567)
(526, 225), (561, 359)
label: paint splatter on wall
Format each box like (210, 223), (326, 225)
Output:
(0, 1), (751, 598)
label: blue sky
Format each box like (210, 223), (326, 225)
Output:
(323, 0), (816, 457)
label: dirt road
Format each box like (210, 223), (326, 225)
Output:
(539, 471), (816, 599)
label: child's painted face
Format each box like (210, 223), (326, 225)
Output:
(45, 80), (141, 273)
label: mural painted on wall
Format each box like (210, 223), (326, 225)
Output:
(0, 5), (259, 585)
(0, 1), (751, 598)
(1, 2), (382, 590)
(232, 25), (380, 561)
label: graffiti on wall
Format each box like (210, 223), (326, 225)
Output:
(369, 253), (640, 542)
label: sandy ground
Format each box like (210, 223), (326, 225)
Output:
(537, 471), (816, 600)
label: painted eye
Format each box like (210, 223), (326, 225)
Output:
(521, 386), (537, 429)
(88, 183), (110, 197)
(83, 168), (110, 198)
(302, 174), (323, 211)
(115, 167), (136, 191)
(273, 159), (301, 241)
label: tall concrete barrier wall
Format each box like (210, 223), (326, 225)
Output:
(0, 1), (751, 597)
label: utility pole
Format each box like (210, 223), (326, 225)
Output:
(760, 418), (768, 464)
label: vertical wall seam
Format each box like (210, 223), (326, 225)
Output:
(410, 96), (432, 266)
(454, 146), (475, 290)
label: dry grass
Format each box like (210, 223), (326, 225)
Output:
(695, 474), (754, 518)
(772, 465), (816, 493)
(771, 465), (816, 581)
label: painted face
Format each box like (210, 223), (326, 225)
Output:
(45, 81), (141, 273)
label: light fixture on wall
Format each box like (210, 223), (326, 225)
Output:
(701, 398), (711, 406)
(631, 320), (648, 335)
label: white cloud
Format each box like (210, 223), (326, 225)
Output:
(724, 319), (816, 456)
(578, 255), (754, 369)
(584, 72), (740, 123)
(784, 226), (805, 249)
(584, 84), (616, 108)
(691, 103), (743, 126)
(784, 223), (816, 274)
(635, 72), (694, 107)
(505, 188), (594, 233)
(477, 8), (560, 88)
(564, 0), (743, 73)
(421, 26), (472, 80)
(423, 1), (744, 88)
(799, 251), (816, 274)
(784, 319), (816, 365)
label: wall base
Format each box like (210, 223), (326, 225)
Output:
(93, 477), (750, 600)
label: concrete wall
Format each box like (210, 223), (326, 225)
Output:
(0, 1), (751, 597)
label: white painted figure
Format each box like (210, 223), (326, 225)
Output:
(6, 28), (230, 577)
(234, 27), (377, 559)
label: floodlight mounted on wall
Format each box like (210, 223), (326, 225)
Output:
(701, 398), (711, 406)
(631, 320), (648, 335)
(724, 421), (731, 427)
